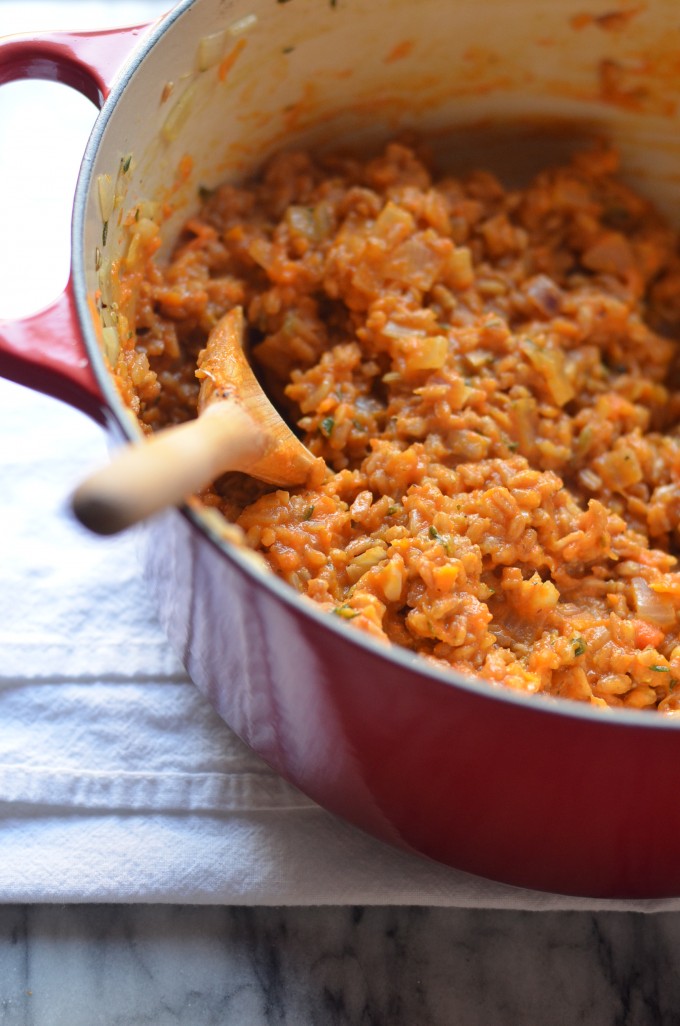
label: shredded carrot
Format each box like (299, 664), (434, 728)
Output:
(218, 39), (246, 82)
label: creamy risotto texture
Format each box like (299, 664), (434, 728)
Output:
(112, 140), (680, 712)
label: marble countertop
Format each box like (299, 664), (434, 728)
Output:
(2, 1), (680, 1022)
(2, 903), (679, 1025)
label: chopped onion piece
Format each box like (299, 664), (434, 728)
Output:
(125, 217), (159, 270)
(446, 246), (474, 289)
(135, 199), (161, 223)
(522, 339), (575, 406)
(101, 325), (120, 365)
(632, 576), (676, 628)
(285, 205), (317, 240)
(97, 258), (113, 309)
(228, 13), (257, 35)
(374, 201), (415, 244)
(383, 320), (424, 339)
(402, 335), (448, 371)
(97, 173), (114, 223)
(524, 274), (562, 317)
(197, 30), (226, 71)
(162, 79), (199, 143)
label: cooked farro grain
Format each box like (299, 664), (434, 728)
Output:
(113, 139), (680, 712)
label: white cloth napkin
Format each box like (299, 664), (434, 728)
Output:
(0, 377), (679, 912)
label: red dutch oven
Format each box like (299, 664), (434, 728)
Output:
(3, 0), (680, 899)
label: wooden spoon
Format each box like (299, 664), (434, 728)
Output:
(72, 306), (318, 535)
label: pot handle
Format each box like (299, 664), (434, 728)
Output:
(0, 23), (153, 424)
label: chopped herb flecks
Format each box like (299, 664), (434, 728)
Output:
(428, 524), (450, 553)
(334, 604), (359, 619)
(572, 638), (587, 657)
(320, 416), (335, 437)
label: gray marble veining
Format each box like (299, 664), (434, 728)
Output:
(1, 906), (680, 1025)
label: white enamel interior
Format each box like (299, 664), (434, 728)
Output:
(79, 0), (680, 373)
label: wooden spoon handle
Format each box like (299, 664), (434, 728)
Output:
(72, 401), (265, 535)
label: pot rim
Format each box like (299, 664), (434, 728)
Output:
(69, 0), (680, 736)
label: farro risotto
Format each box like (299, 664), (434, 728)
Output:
(111, 139), (680, 713)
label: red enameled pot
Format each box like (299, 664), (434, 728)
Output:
(3, 0), (680, 899)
